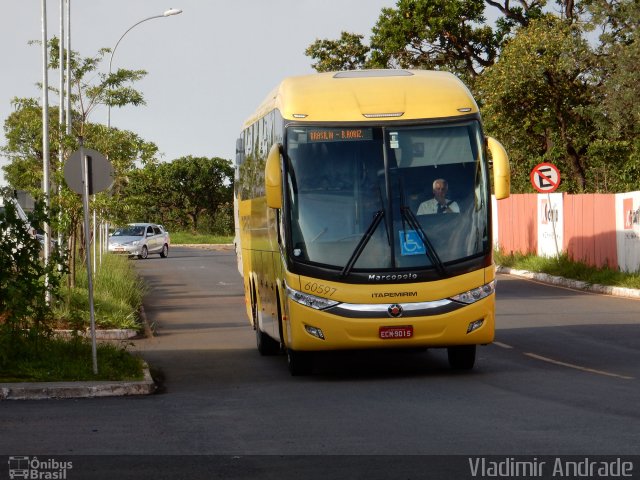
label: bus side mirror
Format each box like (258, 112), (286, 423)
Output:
(487, 136), (510, 200)
(265, 143), (283, 209)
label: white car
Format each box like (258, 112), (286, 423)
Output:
(108, 223), (170, 259)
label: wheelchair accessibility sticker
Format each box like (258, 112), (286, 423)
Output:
(399, 230), (426, 256)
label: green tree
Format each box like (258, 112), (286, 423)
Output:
(476, 16), (596, 192)
(582, 0), (640, 191)
(369, 0), (500, 80)
(122, 156), (234, 234)
(1, 39), (158, 285)
(305, 0), (545, 81)
(2, 38), (154, 195)
(305, 32), (371, 72)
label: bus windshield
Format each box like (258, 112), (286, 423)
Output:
(285, 121), (490, 273)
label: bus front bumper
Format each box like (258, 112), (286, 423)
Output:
(284, 294), (495, 352)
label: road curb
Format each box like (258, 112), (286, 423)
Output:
(172, 243), (234, 250)
(55, 328), (139, 340)
(497, 266), (640, 299)
(0, 363), (156, 400)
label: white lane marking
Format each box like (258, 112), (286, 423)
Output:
(493, 341), (514, 349)
(524, 352), (635, 380)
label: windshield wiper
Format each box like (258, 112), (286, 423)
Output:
(340, 209), (385, 277)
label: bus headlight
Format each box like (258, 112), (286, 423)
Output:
(285, 285), (340, 310)
(450, 280), (495, 305)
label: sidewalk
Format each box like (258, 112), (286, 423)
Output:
(497, 266), (640, 300)
(0, 364), (155, 400)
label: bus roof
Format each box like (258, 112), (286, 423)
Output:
(242, 69), (478, 128)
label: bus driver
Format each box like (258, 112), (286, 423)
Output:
(417, 178), (460, 214)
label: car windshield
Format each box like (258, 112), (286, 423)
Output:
(113, 226), (145, 237)
(285, 122), (490, 272)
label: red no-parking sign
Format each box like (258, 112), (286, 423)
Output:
(530, 162), (561, 193)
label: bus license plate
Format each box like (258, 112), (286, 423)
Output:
(379, 325), (413, 339)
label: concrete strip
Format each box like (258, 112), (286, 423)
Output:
(497, 266), (640, 299)
(0, 364), (156, 400)
(55, 328), (139, 340)
(172, 243), (234, 250)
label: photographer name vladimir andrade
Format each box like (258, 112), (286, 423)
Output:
(469, 456), (634, 478)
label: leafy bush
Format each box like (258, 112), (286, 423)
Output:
(1, 189), (67, 365)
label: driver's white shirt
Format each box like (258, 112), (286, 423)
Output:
(417, 198), (460, 215)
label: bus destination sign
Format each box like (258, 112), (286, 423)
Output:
(307, 127), (373, 143)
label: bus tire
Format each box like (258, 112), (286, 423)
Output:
(447, 345), (476, 370)
(287, 349), (313, 376)
(256, 324), (280, 356)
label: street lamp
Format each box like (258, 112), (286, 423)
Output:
(101, 8), (182, 266)
(107, 8), (183, 128)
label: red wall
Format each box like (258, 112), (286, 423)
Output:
(496, 194), (537, 255)
(496, 194), (618, 269)
(563, 194), (617, 269)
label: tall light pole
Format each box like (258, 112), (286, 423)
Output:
(107, 8), (182, 129)
(65, 0), (71, 134)
(41, 0), (51, 303)
(100, 8), (182, 264)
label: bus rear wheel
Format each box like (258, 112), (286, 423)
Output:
(287, 349), (313, 376)
(447, 345), (476, 370)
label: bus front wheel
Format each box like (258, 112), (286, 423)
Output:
(256, 324), (280, 356)
(447, 345), (476, 370)
(287, 349), (313, 376)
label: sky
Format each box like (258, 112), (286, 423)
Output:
(0, 0), (397, 186)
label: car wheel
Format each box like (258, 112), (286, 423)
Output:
(160, 244), (169, 258)
(447, 345), (476, 370)
(138, 245), (148, 260)
(287, 349), (313, 376)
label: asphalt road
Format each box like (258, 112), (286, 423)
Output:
(1, 246), (639, 478)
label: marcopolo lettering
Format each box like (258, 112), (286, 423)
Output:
(368, 273), (418, 282)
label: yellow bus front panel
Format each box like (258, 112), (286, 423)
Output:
(281, 266), (496, 352)
(284, 294), (494, 352)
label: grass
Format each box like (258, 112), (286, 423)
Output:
(53, 253), (147, 330)
(495, 250), (640, 290)
(0, 335), (144, 382)
(0, 253), (147, 383)
(169, 231), (233, 245)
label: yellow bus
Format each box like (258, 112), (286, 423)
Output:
(234, 69), (510, 375)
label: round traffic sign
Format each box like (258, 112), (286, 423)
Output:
(530, 162), (561, 193)
(64, 148), (114, 195)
